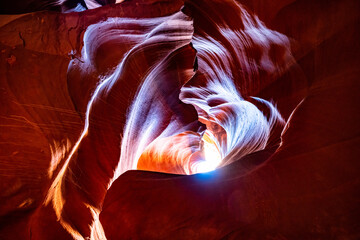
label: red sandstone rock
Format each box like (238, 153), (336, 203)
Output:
(0, 0), (359, 239)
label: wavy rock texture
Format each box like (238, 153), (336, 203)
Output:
(0, 0), (359, 239)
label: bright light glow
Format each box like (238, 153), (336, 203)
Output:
(196, 131), (222, 173)
(196, 160), (218, 173)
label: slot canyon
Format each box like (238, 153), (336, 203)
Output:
(0, 0), (359, 239)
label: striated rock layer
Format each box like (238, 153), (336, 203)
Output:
(0, 0), (359, 239)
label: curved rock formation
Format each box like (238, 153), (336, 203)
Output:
(0, 0), (359, 239)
